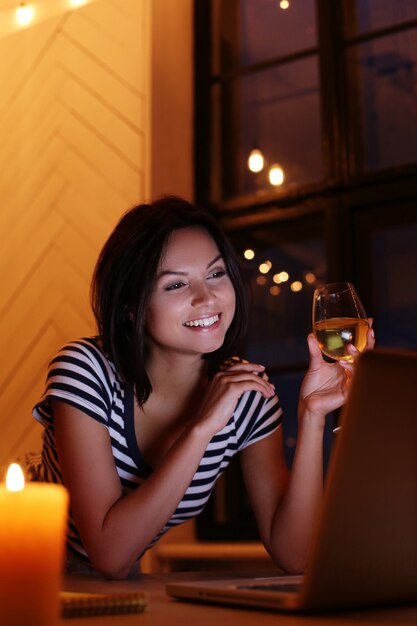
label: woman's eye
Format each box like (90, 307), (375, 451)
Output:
(208, 269), (226, 279)
(165, 281), (186, 291)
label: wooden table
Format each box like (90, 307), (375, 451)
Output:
(152, 541), (276, 572)
(62, 571), (417, 625)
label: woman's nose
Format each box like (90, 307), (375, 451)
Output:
(191, 282), (215, 306)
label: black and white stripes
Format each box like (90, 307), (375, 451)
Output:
(32, 338), (282, 566)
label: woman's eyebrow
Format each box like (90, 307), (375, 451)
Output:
(157, 254), (224, 280)
(207, 253), (223, 268)
(157, 269), (187, 279)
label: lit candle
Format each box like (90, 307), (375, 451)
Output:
(0, 463), (68, 626)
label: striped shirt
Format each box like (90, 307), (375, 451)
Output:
(32, 337), (282, 566)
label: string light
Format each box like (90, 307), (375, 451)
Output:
(0, 1), (95, 37)
(279, 0), (290, 9)
(247, 148), (288, 189)
(248, 149), (264, 173)
(256, 276), (267, 286)
(16, 3), (34, 26)
(259, 262), (271, 274)
(277, 271), (289, 283)
(269, 164), (285, 186)
(290, 281), (303, 292)
(305, 272), (316, 284)
(244, 249), (255, 260)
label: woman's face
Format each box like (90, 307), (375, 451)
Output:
(146, 227), (236, 359)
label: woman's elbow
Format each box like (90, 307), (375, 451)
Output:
(280, 561), (304, 576)
(90, 552), (138, 580)
(269, 548), (306, 576)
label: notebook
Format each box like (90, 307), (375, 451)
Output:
(166, 348), (417, 612)
(60, 590), (147, 618)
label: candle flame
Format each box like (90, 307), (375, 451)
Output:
(6, 463), (25, 491)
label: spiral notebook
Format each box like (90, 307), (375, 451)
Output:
(167, 348), (417, 612)
(60, 590), (147, 618)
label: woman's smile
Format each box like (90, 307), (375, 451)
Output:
(183, 314), (220, 328)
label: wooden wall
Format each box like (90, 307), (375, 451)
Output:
(150, 0), (194, 200)
(0, 0), (151, 468)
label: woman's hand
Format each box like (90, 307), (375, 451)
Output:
(338, 318), (375, 377)
(193, 361), (275, 438)
(299, 319), (375, 425)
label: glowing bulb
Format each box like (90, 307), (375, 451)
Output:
(259, 263), (271, 274)
(16, 3), (34, 26)
(278, 271), (289, 282)
(291, 281), (303, 292)
(244, 249), (255, 260)
(256, 276), (267, 286)
(269, 164), (284, 186)
(248, 149), (264, 173)
(269, 286), (281, 296)
(273, 273), (282, 284)
(305, 272), (316, 284)
(6, 463), (25, 492)
(280, 0), (290, 9)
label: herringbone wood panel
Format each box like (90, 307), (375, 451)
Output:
(0, 0), (149, 469)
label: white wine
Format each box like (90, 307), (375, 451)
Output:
(313, 317), (369, 361)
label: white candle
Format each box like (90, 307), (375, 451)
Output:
(0, 463), (68, 626)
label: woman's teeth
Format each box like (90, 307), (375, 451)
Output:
(184, 314), (219, 328)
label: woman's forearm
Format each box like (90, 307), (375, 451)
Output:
(82, 422), (211, 579)
(269, 412), (325, 573)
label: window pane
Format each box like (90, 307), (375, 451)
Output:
(231, 216), (326, 368)
(348, 29), (417, 171)
(230, 215), (333, 467)
(345, 0), (417, 36)
(238, 0), (317, 66)
(218, 56), (322, 199)
(371, 221), (417, 349)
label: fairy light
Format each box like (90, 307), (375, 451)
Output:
(273, 271), (289, 284)
(269, 164), (285, 186)
(280, 0), (290, 9)
(248, 149), (264, 173)
(305, 272), (316, 284)
(269, 285), (281, 296)
(259, 262), (271, 274)
(256, 276), (267, 286)
(291, 281), (303, 292)
(16, 3), (34, 26)
(244, 249), (255, 260)
(3, 1), (93, 36)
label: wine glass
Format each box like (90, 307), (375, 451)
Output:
(313, 282), (368, 433)
(313, 282), (368, 362)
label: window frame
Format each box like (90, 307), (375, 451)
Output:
(194, 0), (417, 541)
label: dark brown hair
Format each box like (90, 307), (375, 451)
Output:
(91, 196), (247, 405)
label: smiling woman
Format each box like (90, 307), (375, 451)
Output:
(90, 197), (247, 406)
(28, 195), (373, 579)
(146, 227), (236, 359)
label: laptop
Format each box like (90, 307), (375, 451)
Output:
(166, 348), (417, 612)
